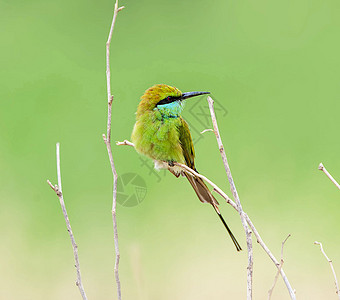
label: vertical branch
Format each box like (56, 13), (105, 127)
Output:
(102, 1), (124, 300)
(47, 143), (88, 300)
(314, 241), (340, 299)
(106, 1), (125, 106)
(206, 96), (253, 300)
(318, 163), (340, 190)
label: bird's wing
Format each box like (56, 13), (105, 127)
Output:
(178, 117), (196, 170)
(178, 117), (220, 207)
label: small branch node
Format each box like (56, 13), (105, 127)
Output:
(108, 95), (114, 105)
(318, 163), (340, 190)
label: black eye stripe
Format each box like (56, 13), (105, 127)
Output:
(157, 95), (181, 106)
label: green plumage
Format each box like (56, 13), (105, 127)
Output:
(132, 109), (186, 164)
(131, 84), (241, 251)
(132, 84), (186, 164)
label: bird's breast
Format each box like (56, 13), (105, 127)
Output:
(131, 112), (185, 164)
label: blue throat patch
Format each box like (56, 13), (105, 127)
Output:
(155, 100), (184, 119)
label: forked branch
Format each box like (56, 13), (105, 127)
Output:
(268, 234), (291, 299)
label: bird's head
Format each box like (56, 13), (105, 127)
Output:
(136, 84), (210, 118)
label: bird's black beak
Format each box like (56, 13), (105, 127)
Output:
(181, 91), (210, 100)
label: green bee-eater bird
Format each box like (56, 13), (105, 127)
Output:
(131, 84), (241, 251)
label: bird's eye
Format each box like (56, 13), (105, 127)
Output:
(156, 95), (177, 106)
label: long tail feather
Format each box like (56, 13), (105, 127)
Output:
(216, 211), (242, 251)
(184, 172), (242, 251)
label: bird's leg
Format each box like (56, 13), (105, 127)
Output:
(167, 160), (180, 178)
(168, 168), (181, 178)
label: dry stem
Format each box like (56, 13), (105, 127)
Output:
(116, 140), (134, 147)
(318, 163), (340, 190)
(200, 128), (214, 134)
(102, 1), (124, 299)
(47, 143), (88, 300)
(206, 96), (253, 299)
(314, 241), (340, 299)
(268, 234), (291, 299)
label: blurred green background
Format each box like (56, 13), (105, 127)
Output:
(1, 0), (339, 299)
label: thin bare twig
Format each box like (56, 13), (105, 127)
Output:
(117, 138), (296, 299)
(47, 143), (88, 300)
(315, 241), (340, 299)
(268, 234), (291, 300)
(207, 96), (253, 299)
(116, 140), (134, 147)
(200, 128), (214, 134)
(318, 163), (340, 190)
(102, 2), (124, 299)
